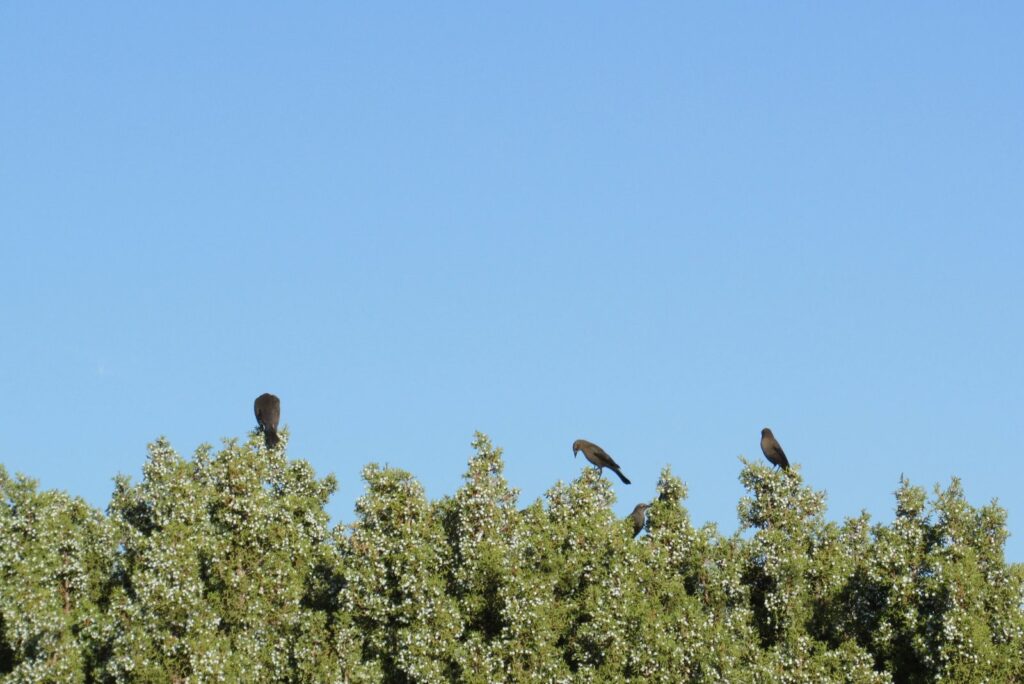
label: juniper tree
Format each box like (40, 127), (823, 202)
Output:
(0, 466), (116, 683)
(336, 464), (462, 684)
(435, 433), (567, 683)
(586, 468), (726, 683)
(736, 459), (890, 683)
(854, 477), (1024, 683)
(2, 431), (1023, 682)
(103, 434), (340, 683)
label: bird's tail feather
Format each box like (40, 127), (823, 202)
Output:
(265, 429), (280, 449)
(614, 468), (631, 485)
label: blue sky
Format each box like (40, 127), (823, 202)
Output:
(2, 4), (1022, 559)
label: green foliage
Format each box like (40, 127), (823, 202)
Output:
(103, 434), (340, 683)
(1, 434), (1021, 682)
(0, 466), (116, 683)
(338, 462), (461, 683)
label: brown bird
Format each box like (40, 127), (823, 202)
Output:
(572, 439), (631, 484)
(760, 427), (789, 470)
(630, 503), (651, 537)
(254, 393), (281, 448)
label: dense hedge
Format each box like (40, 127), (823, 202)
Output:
(1, 433), (1021, 682)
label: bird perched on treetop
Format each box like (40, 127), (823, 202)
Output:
(254, 393), (281, 448)
(760, 427), (789, 470)
(572, 439), (631, 484)
(630, 503), (651, 537)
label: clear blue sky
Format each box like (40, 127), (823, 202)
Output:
(2, 5), (1022, 559)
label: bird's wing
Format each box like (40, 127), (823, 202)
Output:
(593, 445), (620, 468)
(773, 441), (787, 461)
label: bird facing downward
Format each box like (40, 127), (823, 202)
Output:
(572, 439), (631, 484)
(630, 503), (651, 537)
(760, 427), (789, 470)
(254, 393), (281, 448)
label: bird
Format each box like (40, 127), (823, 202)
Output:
(760, 427), (790, 470)
(572, 439), (631, 484)
(630, 503), (651, 537)
(254, 393), (281, 448)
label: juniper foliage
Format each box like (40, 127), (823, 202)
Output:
(1, 433), (1021, 682)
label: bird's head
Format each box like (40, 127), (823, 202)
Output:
(572, 440), (582, 458)
(761, 427), (772, 437)
(634, 503), (651, 513)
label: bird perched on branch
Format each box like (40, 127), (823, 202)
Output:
(572, 439), (631, 484)
(630, 503), (651, 537)
(254, 393), (281, 448)
(760, 427), (789, 470)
